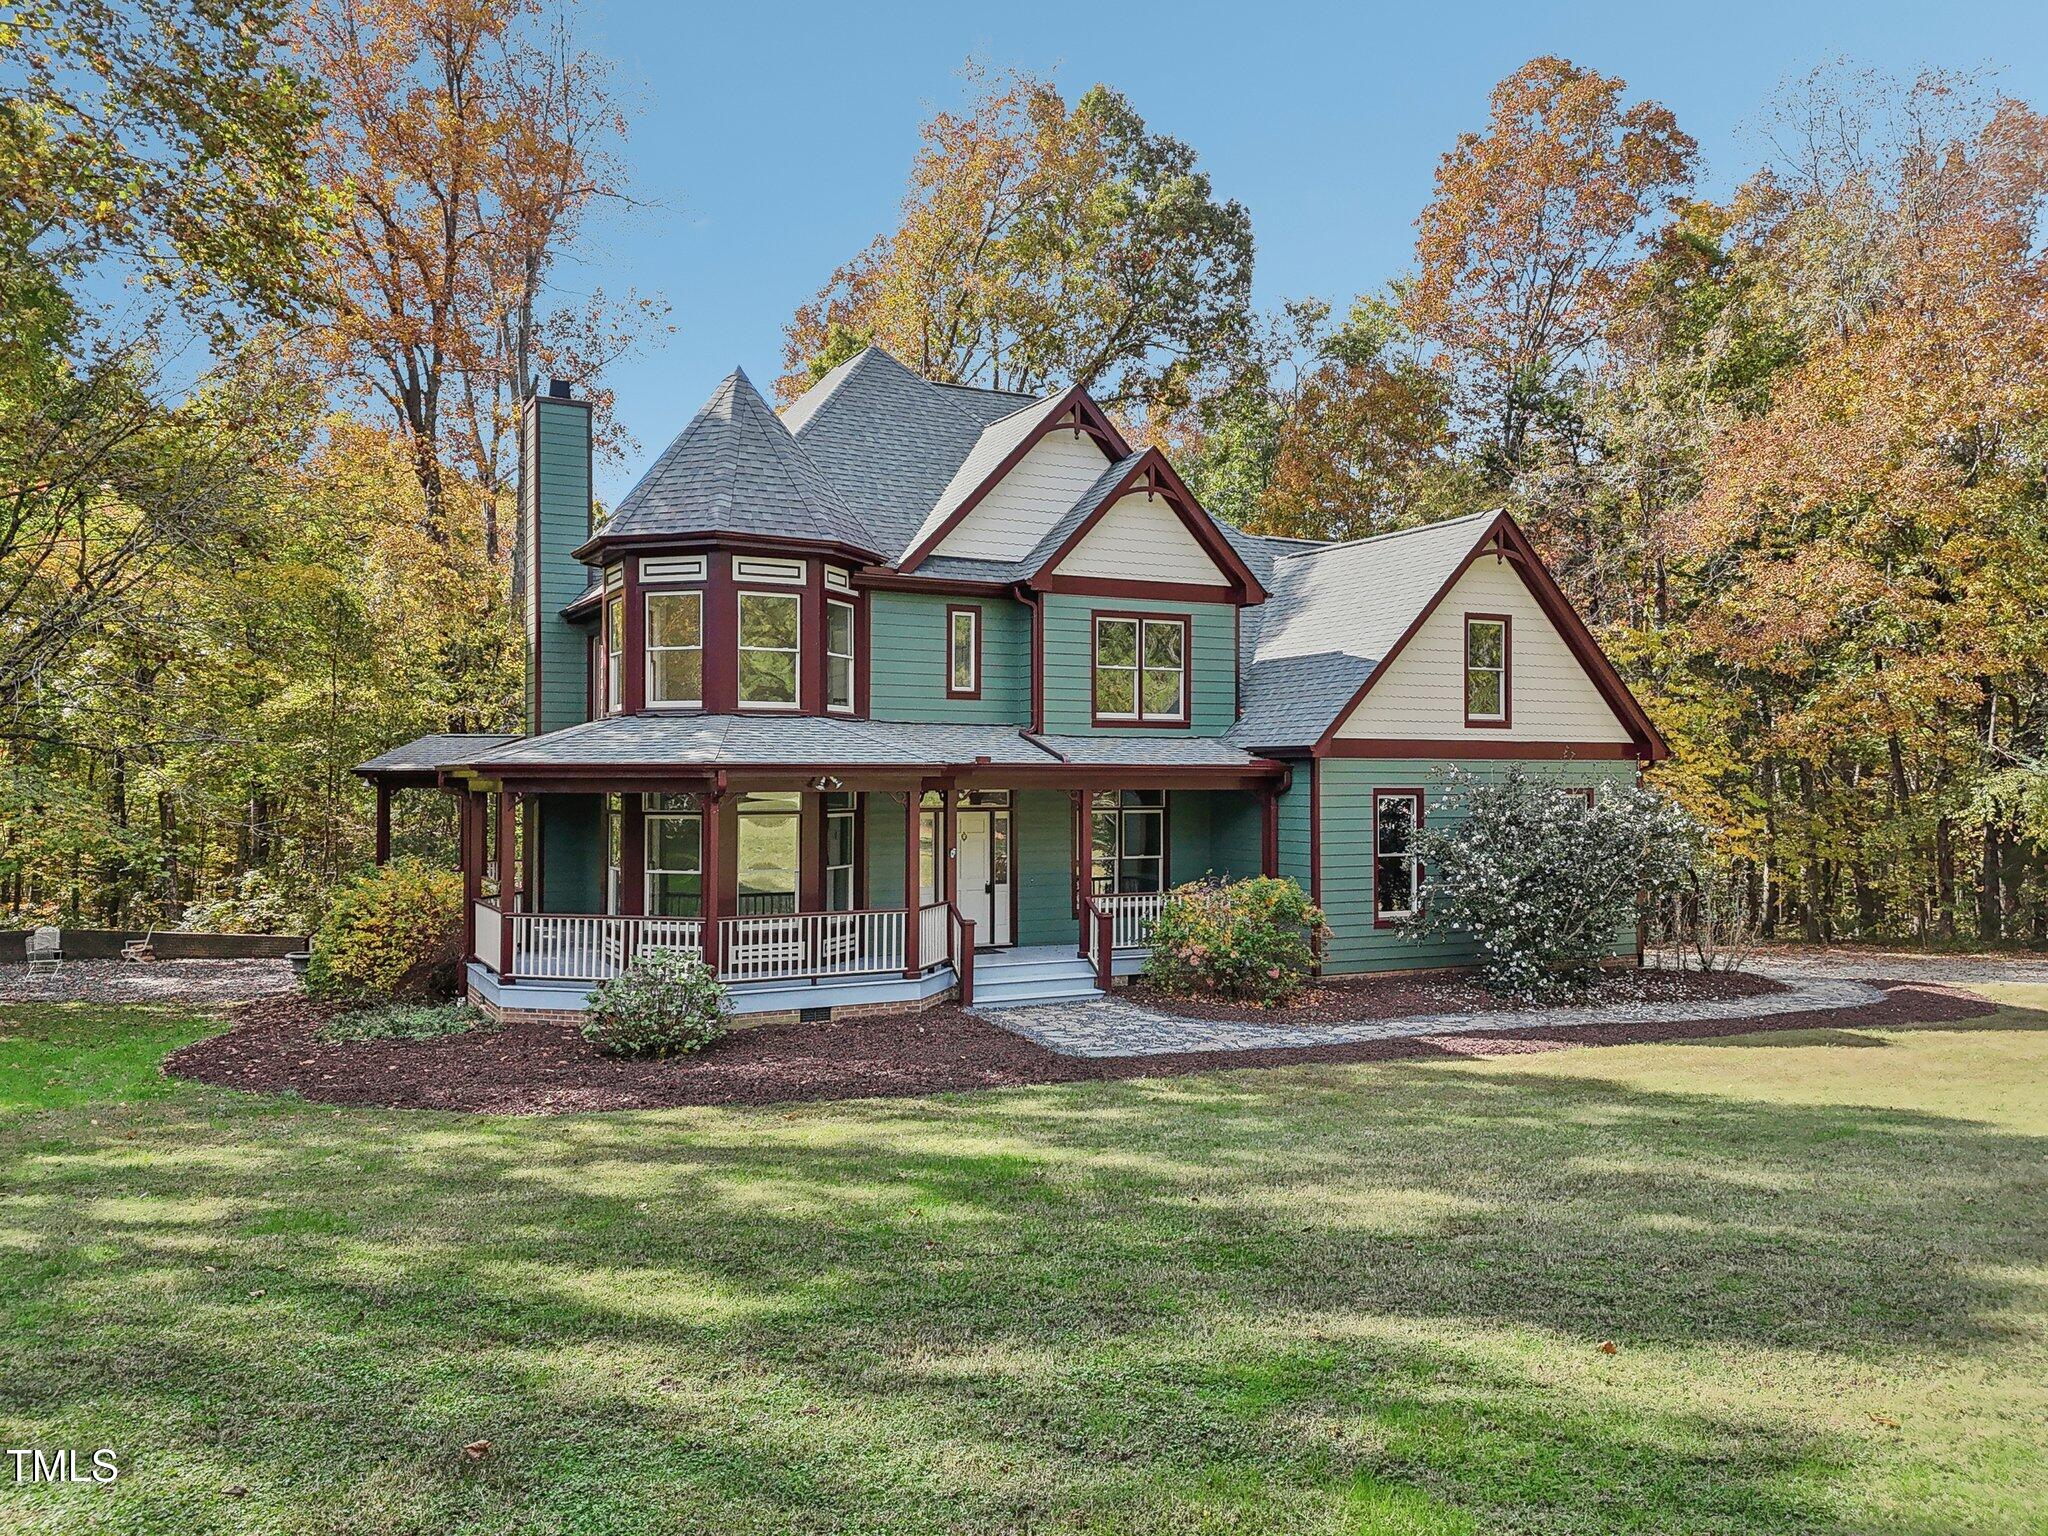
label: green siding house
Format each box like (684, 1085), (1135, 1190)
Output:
(358, 347), (1667, 1022)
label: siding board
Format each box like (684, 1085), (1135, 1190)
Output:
(869, 591), (1031, 724)
(1040, 594), (1236, 735)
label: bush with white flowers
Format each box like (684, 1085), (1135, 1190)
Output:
(1404, 765), (1704, 999)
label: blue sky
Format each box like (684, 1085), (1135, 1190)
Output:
(573, 0), (2047, 503)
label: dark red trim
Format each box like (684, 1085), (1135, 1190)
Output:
(944, 604), (982, 700)
(1089, 610), (1192, 729)
(853, 585), (871, 719)
(620, 558), (646, 713)
(1024, 588), (1045, 734)
(1261, 785), (1278, 877)
(1463, 612), (1512, 728)
(1370, 786), (1424, 929)
(1308, 511), (1668, 760)
(1031, 574), (1241, 604)
(572, 528), (881, 566)
(1025, 447), (1266, 603)
(703, 554), (738, 713)
(898, 387), (1130, 571)
(373, 780), (392, 864)
(481, 761), (1287, 794)
(1308, 760), (1323, 960)
(1322, 739), (1643, 760)
(799, 563), (825, 716)
(855, 571), (1013, 596)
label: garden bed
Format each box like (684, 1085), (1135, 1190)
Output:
(1121, 964), (1780, 1025)
(164, 980), (1992, 1115)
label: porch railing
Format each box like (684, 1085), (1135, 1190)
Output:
(1099, 892), (1167, 949)
(717, 908), (906, 984)
(916, 901), (950, 971)
(505, 912), (702, 983)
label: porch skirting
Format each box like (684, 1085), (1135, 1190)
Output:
(465, 958), (960, 1026)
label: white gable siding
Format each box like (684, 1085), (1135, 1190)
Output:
(1333, 554), (1633, 743)
(933, 430), (1109, 563)
(1054, 493), (1228, 585)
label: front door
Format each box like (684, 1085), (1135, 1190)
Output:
(954, 809), (1011, 947)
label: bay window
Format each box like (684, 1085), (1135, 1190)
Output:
(737, 591), (800, 708)
(645, 590), (703, 707)
(826, 598), (856, 713)
(1093, 615), (1186, 724)
(604, 594), (624, 713)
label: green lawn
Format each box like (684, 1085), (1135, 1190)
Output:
(2, 993), (2045, 1535)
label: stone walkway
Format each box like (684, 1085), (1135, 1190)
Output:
(0, 958), (296, 1006)
(973, 971), (1892, 1059)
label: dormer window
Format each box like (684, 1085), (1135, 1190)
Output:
(1465, 615), (1509, 726)
(1093, 613), (1187, 725)
(738, 590), (800, 708)
(646, 591), (703, 707)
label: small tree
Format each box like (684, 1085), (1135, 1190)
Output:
(1406, 766), (1702, 998)
(1142, 877), (1326, 1005)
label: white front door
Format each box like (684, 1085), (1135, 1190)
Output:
(955, 811), (1011, 947)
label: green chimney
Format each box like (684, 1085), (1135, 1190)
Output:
(519, 379), (594, 735)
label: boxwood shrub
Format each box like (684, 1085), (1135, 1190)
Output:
(1141, 876), (1326, 1005)
(581, 950), (732, 1058)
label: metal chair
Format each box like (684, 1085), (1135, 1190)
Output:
(26, 926), (61, 975)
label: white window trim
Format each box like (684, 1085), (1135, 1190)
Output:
(604, 594), (624, 715)
(1465, 615), (1509, 724)
(826, 597), (856, 715)
(644, 589), (704, 710)
(736, 589), (802, 711)
(1092, 615), (1188, 724)
(643, 806), (703, 918)
(948, 607), (979, 696)
(732, 555), (807, 585)
(1374, 790), (1422, 921)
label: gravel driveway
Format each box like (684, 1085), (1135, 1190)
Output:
(0, 958), (296, 1006)
(1745, 947), (2048, 986)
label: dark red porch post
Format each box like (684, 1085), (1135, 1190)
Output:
(902, 787), (921, 978)
(460, 788), (480, 962)
(496, 788), (517, 977)
(700, 789), (723, 975)
(1261, 783), (1280, 878)
(374, 779), (392, 865)
(941, 783), (959, 908)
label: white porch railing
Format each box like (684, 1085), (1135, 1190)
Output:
(916, 901), (950, 970)
(716, 908), (907, 984)
(1100, 892), (1167, 949)
(506, 912), (702, 982)
(473, 900), (502, 970)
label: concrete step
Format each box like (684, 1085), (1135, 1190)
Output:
(972, 954), (1097, 985)
(972, 977), (1105, 1009)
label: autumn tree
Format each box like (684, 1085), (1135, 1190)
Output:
(297, 0), (660, 549)
(1404, 56), (1696, 482)
(780, 64), (1254, 417)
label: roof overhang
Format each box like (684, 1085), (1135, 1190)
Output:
(570, 529), (884, 566)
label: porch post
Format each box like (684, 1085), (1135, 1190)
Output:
(460, 788), (480, 962)
(1261, 783), (1279, 878)
(374, 779), (392, 865)
(700, 789), (723, 975)
(619, 795), (645, 916)
(496, 788), (517, 978)
(942, 783), (959, 908)
(902, 787), (920, 978)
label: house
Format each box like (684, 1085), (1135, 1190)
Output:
(356, 346), (1667, 1021)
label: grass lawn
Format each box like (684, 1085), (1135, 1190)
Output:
(2, 992), (2044, 1535)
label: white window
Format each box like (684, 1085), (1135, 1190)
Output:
(947, 606), (979, 697)
(737, 591), (800, 708)
(824, 792), (857, 911)
(604, 594), (624, 713)
(1374, 791), (1421, 922)
(645, 591), (703, 707)
(1090, 790), (1165, 895)
(1093, 615), (1186, 723)
(826, 599), (855, 713)
(643, 793), (701, 917)
(1465, 615), (1509, 724)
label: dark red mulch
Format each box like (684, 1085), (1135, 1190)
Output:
(1120, 966), (1781, 1026)
(163, 982), (1998, 1115)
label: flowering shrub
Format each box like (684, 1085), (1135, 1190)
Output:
(1141, 877), (1325, 1005)
(581, 950), (731, 1058)
(1406, 766), (1704, 999)
(304, 857), (462, 1004)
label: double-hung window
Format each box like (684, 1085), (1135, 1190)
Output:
(604, 594), (624, 713)
(737, 591), (800, 708)
(1465, 615), (1509, 725)
(1374, 790), (1422, 923)
(826, 599), (856, 713)
(947, 606), (980, 698)
(645, 591), (703, 707)
(823, 792), (857, 911)
(1093, 615), (1186, 724)
(643, 793), (702, 918)
(1090, 790), (1165, 895)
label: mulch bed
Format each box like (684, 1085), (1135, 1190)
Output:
(1119, 966), (1780, 1025)
(163, 981), (1998, 1115)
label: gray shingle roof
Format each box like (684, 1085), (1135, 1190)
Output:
(605, 369), (878, 555)
(1030, 733), (1264, 767)
(902, 451), (1148, 588)
(355, 733), (520, 775)
(1227, 510), (1503, 750)
(902, 391), (1080, 555)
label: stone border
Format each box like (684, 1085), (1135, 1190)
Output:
(973, 971), (1890, 1058)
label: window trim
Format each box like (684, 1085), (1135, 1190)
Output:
(1464, 612), (1511, 728)
(603, 594), (625, 715)
(1090, 611), (1190, 728)
(642, 802), (703, 918)
(825, 597), (856, 715)
(643, 588), (705, 710)
(1088, 789), (1170, 899)
(1372, 788), (1424, 928)
(945, 604), (982, 700)
(735, 587), (802, 712)
(821, 793), (860, 911)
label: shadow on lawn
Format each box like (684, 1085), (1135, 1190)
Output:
(3, 1005), (2044, 1534)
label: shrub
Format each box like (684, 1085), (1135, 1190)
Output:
(1406, 765), (1704, 999)
(1141, 876), (1325, 1005)
(581, 950), (731, 1058)
(304, 857), (462, 1004)
(319, 1001), (485, 1044)
(177, 869), (311, 935)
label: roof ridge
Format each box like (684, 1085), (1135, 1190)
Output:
(1272, 507), (1501, 561)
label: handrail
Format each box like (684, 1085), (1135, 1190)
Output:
(948, 902), (976, 1006)
(1079, 895), (1113, 993)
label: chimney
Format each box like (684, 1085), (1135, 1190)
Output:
(518, 378), (594, 736)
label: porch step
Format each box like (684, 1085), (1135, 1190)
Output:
(972, 946), (1104, 1009)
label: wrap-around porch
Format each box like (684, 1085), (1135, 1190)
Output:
(457, 767), (1283, 1013)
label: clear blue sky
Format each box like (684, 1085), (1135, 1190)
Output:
(573, 0), (2048, 504)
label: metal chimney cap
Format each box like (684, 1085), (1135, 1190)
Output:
(547, 377), (574, 399)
